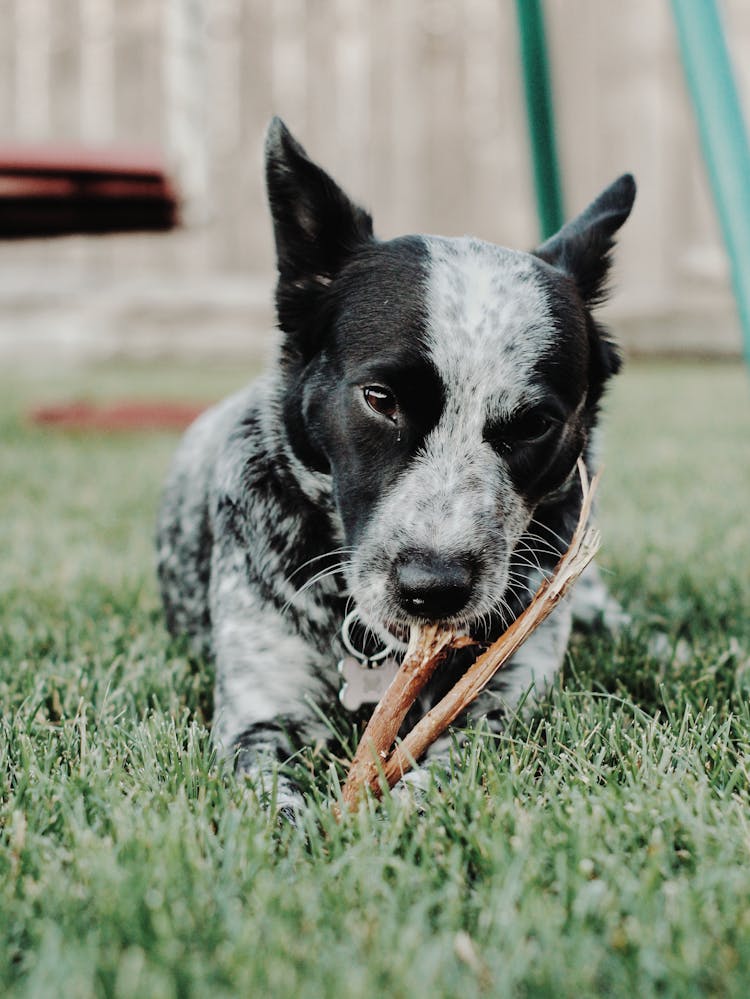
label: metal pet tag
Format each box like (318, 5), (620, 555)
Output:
(338, 655), (400, 711)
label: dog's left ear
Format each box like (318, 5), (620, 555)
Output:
(265, 117), (373, 285)
(534, 174), (636, 307)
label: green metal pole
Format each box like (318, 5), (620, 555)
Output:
(671, 0), (750, 366)
(515, 0), (565, 240)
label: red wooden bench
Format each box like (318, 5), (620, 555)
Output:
(0, 144), (178, 236)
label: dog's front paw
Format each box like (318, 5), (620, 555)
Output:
(391, 757), (452, 813)
(273, 784), (307, 825)
(275, 799), (304, 825)
(240, 766), (305, 824)
(391, 769), (432, 813)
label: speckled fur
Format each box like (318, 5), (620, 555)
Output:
(351, 240), (555, 637)
(156, 119), (635, 812)
(157, 373), (347, 810)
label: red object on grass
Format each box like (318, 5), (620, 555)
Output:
(30, 401), (205, 432)
(0, 143), (178, 236)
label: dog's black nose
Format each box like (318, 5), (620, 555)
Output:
(396, 554), (474, 620)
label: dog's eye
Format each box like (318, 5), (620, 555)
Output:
(512, 412), (554, 442)
(363, 385), (398, 421)
(485, 411), (556, 454)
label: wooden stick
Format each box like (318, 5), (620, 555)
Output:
(338, 625), (455, 812)
(338, 459), (601, 812)
(383, 524), (600, 787)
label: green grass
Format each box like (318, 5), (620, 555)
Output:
(2, 360), (750, 998)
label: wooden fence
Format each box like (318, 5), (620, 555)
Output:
(2, 0), (750, 356)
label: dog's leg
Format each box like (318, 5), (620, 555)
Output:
(571, 561), (630, 632)
(475, 605), (573, 715)
(210, 545), (331, 819)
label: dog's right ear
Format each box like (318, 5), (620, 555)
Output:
(265, 117), (373, 289)
(534, 174), (636, 307)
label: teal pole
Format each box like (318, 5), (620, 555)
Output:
(671, 0), (750, 365)
(515, 0), (565, 240)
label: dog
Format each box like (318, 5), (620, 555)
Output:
(156, 118), (635, 814)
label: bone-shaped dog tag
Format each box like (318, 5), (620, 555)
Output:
(338, 656), (400, 711)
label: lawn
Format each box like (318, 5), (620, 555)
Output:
(2, 360), (750, 998)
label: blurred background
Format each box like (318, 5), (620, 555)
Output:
(1, 0), (750, 370)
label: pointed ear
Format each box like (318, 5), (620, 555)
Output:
(265, 117), (373, 283)
(534, 174), (636, 305)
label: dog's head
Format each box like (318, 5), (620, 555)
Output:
(266, 118), (635, 644)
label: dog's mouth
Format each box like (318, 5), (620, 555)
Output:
(364, 616), (411, 655)
(355, 609), (477, 659)
(343, 610), (416, 658)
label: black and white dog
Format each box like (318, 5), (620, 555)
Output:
(157, 118), (635, 812)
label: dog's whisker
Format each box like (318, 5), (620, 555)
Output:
(514, 537), (557, 562)
(526, 518), (578, 550)
(513, 537), (547, 558)
(513, 539), (559, 570)
(508, 553), (553, 577)
(488, 595), (513, 631)
(285, 547), (356, 585)
(518, 532), (565, 557)
(281, 561), (354, 613)
(506, 573), (535, 593)
(480, 606), (496, 636)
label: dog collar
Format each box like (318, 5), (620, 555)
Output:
(337, 610), (400, 711)
(340, 609), (395, 663)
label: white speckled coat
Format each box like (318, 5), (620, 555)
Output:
(156, 119), (635, 814)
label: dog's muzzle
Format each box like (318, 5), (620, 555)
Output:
(394, 552), (474, 621)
